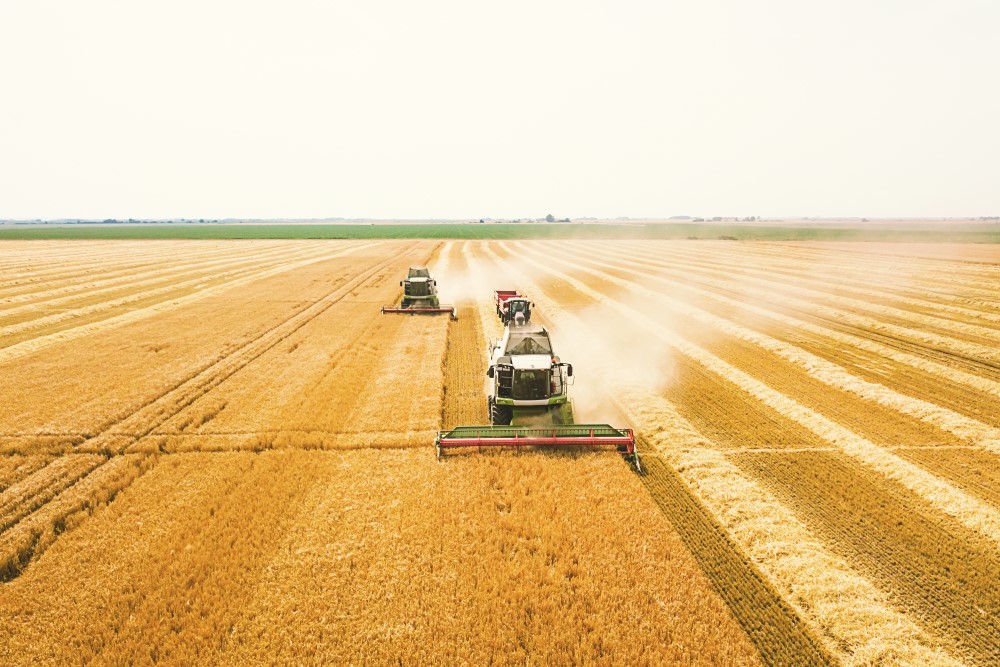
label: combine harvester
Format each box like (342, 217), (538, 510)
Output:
(381, 267), (456, 319)
(436, 313), (640, 471)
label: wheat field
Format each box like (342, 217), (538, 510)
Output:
(1, 238), (998, 665)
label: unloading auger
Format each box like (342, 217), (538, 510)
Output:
(435, 318), (640, 472)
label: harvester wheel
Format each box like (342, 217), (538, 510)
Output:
(491, 402), (513, 426)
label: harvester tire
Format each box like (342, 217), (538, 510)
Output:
(491, 402), (513, 426)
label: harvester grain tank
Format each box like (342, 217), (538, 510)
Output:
(381, 267), (456, 319)
(494, 290), (533, 326)
(435, 320), (640, 471)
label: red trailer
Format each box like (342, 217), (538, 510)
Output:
(494, 290), (532, 325)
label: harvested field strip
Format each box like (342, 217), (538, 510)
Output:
(753, 241), (1000, 292)
(440, 244), (488, 433)
(505, 242), (1000, 547)
(588, 240), (996, 354)
(629, 249), (1000, 354)
(442, 309), (487, 427)
(0, 243), (231, 287)
(439, 243), (488, 428)
(629, 247), (1000, 335)
(629, 400), (962, 667)
(623, 241), (1000, 324)
(639, 455), (833, 666)
(0, 454), (153, 582)
(682, 260), (1000, 329)
(0, 241), (321, 315)
(0, 246), (297, 299)
(0, 241), (290, 301)
(701, 240), (1000, 285)
(477, 244), (962, 665)
(534, 244), (1000, 452)
(213, 450), (764, 666)
(84, 244), (417, 454)
(780, 240), (1000, 266)
(462, 242), (504, 342)
(0, 244), (348, 339)
(0, 241), (379, 366)
(636, 260), (1000, 417)
(584, 242), (1000, 361)
(725, 254), (1000, 326)
(732, 450), (1000, 665)
(897, 447), (1000, 509)
(0, 455), (105, 532)
(564, 241), (1000, 392)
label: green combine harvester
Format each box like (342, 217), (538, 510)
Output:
(435, 321), (640, 471)
(381, 267), (456, 319)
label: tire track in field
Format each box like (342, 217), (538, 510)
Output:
(0, 455), (52, 492)
(480, 243), (956, 666)
(0, 454), (151, 581)
(0, 455), (105, 532)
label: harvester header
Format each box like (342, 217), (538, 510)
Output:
(437, 302), (640, 472)
(436, 424), (636, 458)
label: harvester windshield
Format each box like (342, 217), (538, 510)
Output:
(407, 267), (430, 278)
(513, 369), (549, 400)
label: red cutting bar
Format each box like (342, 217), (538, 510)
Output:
(381, 307), (456, 314)
(438, 428), (635, 453)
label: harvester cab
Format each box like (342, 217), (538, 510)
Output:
(381, 266), (457, 319)
(436, 321), (641, 471)
(486, 325), (572, 425)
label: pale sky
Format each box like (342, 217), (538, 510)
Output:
(1, 1), (997, 220)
